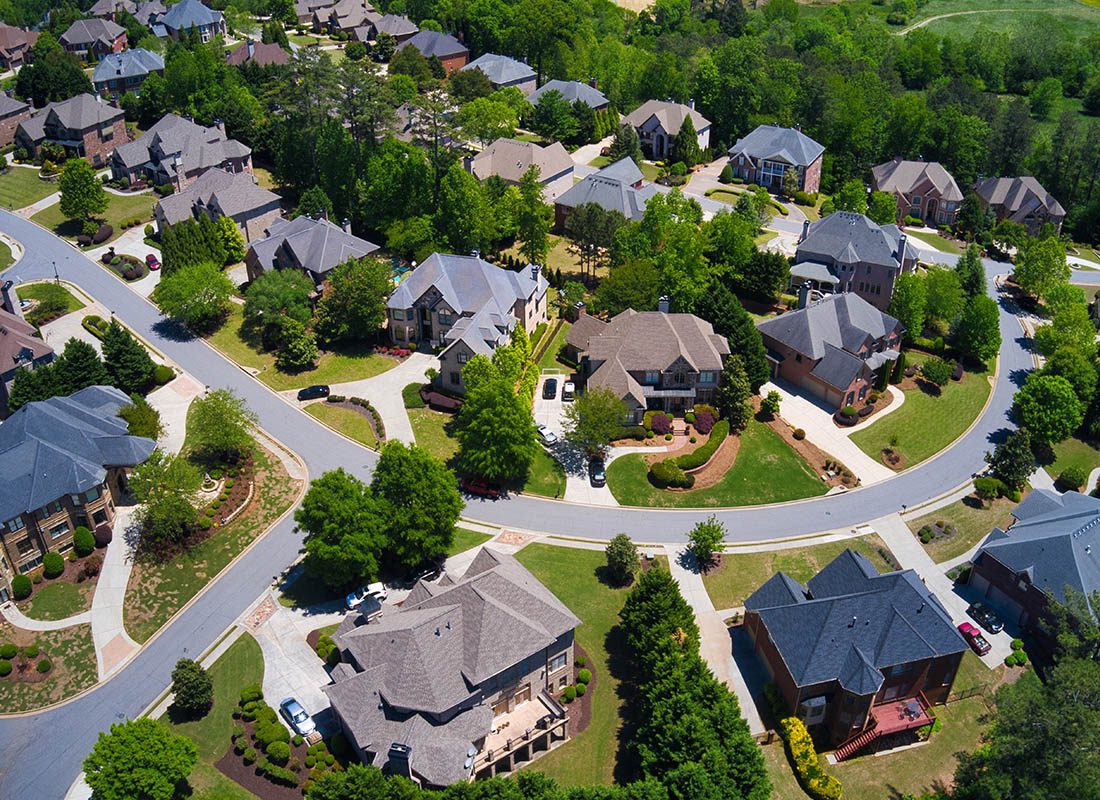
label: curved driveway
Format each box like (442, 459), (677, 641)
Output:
(0, 212), (1029, 797)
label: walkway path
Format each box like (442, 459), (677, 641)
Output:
(896, 9), (1008, 34)
(323, 352), (437, 445)
(0, 603), (90, 631)
(91, 506), (141, 680)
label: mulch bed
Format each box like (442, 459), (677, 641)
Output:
(831, 387), (896, 428)
(685, 435), (741, 490)
(327, 400), (384, 442)
(767, 416), (857, 489)
(203, 454), (255, 527)
(215, 718), (315, 800)
(564, 642), (594, 737)
(880, 447), (906, 469)
(14, 550), (102, 606)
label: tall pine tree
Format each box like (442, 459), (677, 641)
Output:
(102, 320), (156, 395)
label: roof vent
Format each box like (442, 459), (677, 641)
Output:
(849, 615), (857, 628)
(435, 627), (441, 636)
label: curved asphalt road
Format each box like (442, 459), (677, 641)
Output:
(0, 212), (1030, 797)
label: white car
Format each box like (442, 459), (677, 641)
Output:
(279, 697), (316, 736)
(536, 424), (559, 446)
(344, 581), (388, 610)
(562, 381), (575, 401)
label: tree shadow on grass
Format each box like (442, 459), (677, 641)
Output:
(607, 621), (643, 786)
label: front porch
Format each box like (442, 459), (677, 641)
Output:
(473, 691), (569, 780)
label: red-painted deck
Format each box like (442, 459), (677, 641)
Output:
(871, 695), (934, 735)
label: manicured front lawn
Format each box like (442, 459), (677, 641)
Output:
(0, 239), (12, 269)
(904, 228), (966, 255)
(606, 419), (826, 508)
(524, 447), (566, 498)
(906, 494), (1018, 563)
(32, 192), (154, 245)
(305, 402), (379, 449)
(0, 167), (57, 209)
(1044, 435), (1100, 485)
(851, 358), (993, 469)
(18, 281), (85, 315)
(514, 544), (634, 786)
(588, 155), (611, 168)
(407, 407), (460, 463)
(449, 526), (493, 555)
(0, 621), (97, 712)
(536, 320), (572, 371)
(16, 579), (94, 621)
(701, 534), (897, 610)
(640, 162), (661, 182)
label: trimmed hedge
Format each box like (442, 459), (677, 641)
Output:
(575, 681), (587, 696)
(265, 740), (291, 765)
(11, 575), (31, 600)
(42, 552), (64, 579)
(616, 425), (647, 441)
(402, 382), (426, 409)
(563, 685), (576, 702)
(154, 364), (174, 385)
(675, 419), (730, 470)
(779, 717), (843, 800)
(649, 458), (694, 489)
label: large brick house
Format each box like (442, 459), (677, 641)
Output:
(745, 549), (967, 759)
(59, 18), (127, 58)
(756, 292), (902, 410)
(397, 30), (468, 74)
(792, 212), (919, 311)
(156, 0), (226, 42)
(110, 113), (252, 190)
(0, 285), (55, 416)
(460, 53), (536, 94)
(154, 167), (282, 243)
(92, 48), (165, 98)
(566, 301), (729, 422)
(469, 138), (574, 202)
(0, 24), (38, 69)
(969, 490), (1100, 654)
(974, 176), (1065, 236)
(325, 548), (577, 787)
(0, 386), (155, 602)
(15, 94), (128, 168)
(728, 124), (824, 195)
(871, 158), (963, 226)
(0, 94), (31, 149)
(621, 99), (710, 161)
(554, 157), (656, 229)
(245, 215), (379, 285)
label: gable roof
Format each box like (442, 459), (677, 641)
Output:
(18, 94), (124, 143)
(155, 167), (280, 225)
(226, 39), (290, 66)
(977, 489), (1100, 614)
(60, 18), (125, 46)
(388, 252), (545, 321)
(93, 48), (164, 84)
(112, 112), (249, 175)
(974, 176), (1066, 221)
(247, 215), (379, 278)
(796, 211), (916, 271)
(134, 0), (167, 25)
(0, 24), (37, 56)
(372, 13), (417, 37)
(0, 307), (52, 380)
(159, 0), (223, 31)
(0, 386), (156, 523)
(871, 158), (963, 203)
(460, 53), (534, 86)
(0, 93), (29, 117)
(756, 292), (901, 361)
(622, 99), (710, 135)
(88, 0), (136, 17)
(398, 29), (467, 59)
(728, 124), (825, 168)
(528, 80), (608, 110)
(555, 157), (655, 221)
(747, 549), (967, 693)
(470, 138), (572, 185)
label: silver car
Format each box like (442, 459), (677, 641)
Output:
(536, 424), (559, 446)
(279, 697), (316, 736)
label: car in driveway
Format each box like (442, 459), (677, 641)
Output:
(542, 378), (558, 399)
(279, 697), (316, 736)
(966, 601), (1004, 633)
(536, 424), (559, 446)
(344, 581), (388, 610)
(958, 622), (991, 655)
(145, 253), (160, 271)
(460, 476), (502, 499)
(562, 381), (575, 401)
(589, 458), (606, 487)
(297, 385), (330, 401)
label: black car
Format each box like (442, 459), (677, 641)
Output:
(542, 378), (558, 399)
(297, 385), (330, 401)
(589, 458), (606, 487)
(967, 602), (1004, 634)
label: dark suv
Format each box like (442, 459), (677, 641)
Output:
(966, 602), (1004, 634)
(542, 378), (558, 399)
(297, 385), (330, 401)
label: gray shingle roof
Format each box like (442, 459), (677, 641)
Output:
(728, 124), (824, 168)
(18, 94), (124, 144)
(113, 113), (250, 177)
(398, 29), (467, 59)
(88, 0), (136, 17)
(155, 167), (279, 225)
(388, 252), (546, 322)
(977, 489), (1100, 613)
(0, 386), (155, 523)
(810, 342), (867, 391)
(756, 292), (902, 361)
(974, 176), (1066, 221)
(528, 80), (608, 110)
(555, 157), (655, 221)
(796, 212), (916, 272)
(372, 13), (417, 37)
(160, 0), (223, 31)
(247, 215), (379, 278)
(134, 0), (167, 25)
(93, 48), (164, 84)
(470, 138), (572, 185)
(0, 93), (29, 117)
(622, 99), (710, 135)
(747, 549), (967, 693)
(460, 53), (534, 86)
(60, 18), (124, 47)
(871, 158), (963, 203)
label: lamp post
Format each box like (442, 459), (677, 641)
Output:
(52, 260), (59, 284)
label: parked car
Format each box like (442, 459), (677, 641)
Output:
(401, 558), (444, 588)
(958, 622), (991, 655)
(966, 602), (1004, 634)
(344, 581), (388, 610)
(145, 253), (160, 271)
(297, 385), (330, 401)
(562, 381), (575, 401)
(279, 697), (316, 736)
(589, 458), (606, 487)
(460, 476), (502, 499)
(542, 378), (558, 399)
(536, 424), (559, 446)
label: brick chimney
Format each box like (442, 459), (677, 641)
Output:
(798, 281), (812, 310)
(896, 233), (908, 264)
(530, 263), (539, 282)
(800, 218), (809, 243)
(1, 280), (22, 319)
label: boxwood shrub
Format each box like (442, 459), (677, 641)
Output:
(11, 575), (31, 600)
(575, 681), (587, 696)
(0, 660), (11, 677)
(675, 419), (730, 471)
(42, 552), (64, 578)
(577, 668), (592, 684)
(25, 644), (39, 659)
(73, 526), (95, 557)
(265, 741), (291, 765)
(36, 658), (51, 673)
(563, 685), (576, 702)
(649, 459), (694, 489)
(0, 643), (16, 659)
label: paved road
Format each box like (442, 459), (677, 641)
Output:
(0, 212), (1031, 798)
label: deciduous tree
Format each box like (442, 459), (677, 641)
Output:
(985, 427), (1034, 490)
(296, 469), (387, 588)
(563, 386), (628, 455)
(130, 450), (202, 548)
(152, 262), (235, 332)
(188, 389), (256, 462)
(83, 718), (197, 800)
(313, 257), (391, 345)
(605, 533), (639, 586)
(455, 376), (538, 483)
(868, 191), (899, 225)
(516, 165), (550, 265)
(888, 272), (927, 340)
(953, 294), (1001, 363)
(170, 658), (213, 718)
(956, 242), (986, 297)
(1013, 374), (1083, 443)
(243, 268), (314, 349)
(1014, 236), (1070, 300)
(58, 158), (108, 223)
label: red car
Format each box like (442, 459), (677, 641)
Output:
(958, 622), (991, 655)
(145, 253), (160, 271)
(460, 477), (502, 499)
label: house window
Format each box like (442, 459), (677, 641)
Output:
(644, 371), (658, 384)
(439, 311), (452, 325)
(5, 517), (25, 534)
(86, 486), (100, 503)
(93, 510), (109, 525)
(912, 195), (922, 206)
(458, 353), (468, 364)
(394, 327), (405, 341)
(19, 555), (42, 573)
(49, 522), (70, 540)
(890, 662), (914, 677)
(450, 371), (460, 385)
(548, 652), (568, 673)
(36, 501), (63, 520)
(16, 538), (35, 556)
(795, 354), (802, 363)
(70, 494), (84, 506)
(699, 371), (715, 384)
(674, 372), (687, 385)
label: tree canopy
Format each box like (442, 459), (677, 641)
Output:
(83, 718), (197, 800)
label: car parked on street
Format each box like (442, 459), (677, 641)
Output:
(562, 381), (575, 401)
(589, 458), (606, 487)
(344, 581), (388, 610)
(958, 622), (991, 655)
(279, 697), (316, 736)
(536, 424), (559, 447)
(542, 378), (558, 399)
(966, 601), (1004, 633)
(297, 385), (330, 401)
(460, 476), (502, 499)
(145, 253), (160, 271)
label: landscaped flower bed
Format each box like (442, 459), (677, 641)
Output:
(0, 639), (53, 681)
(199, 455), (255, 531)
(100, 250), (147, 281)
(917, 521), (958, 545)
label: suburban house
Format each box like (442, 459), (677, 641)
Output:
(553, 157), (657, 229)
(357, 14), (418, 43)
(621, 99), (710, 161)
(134, 0), (167, 26)
(974, 175), (1065, 235)
(324, 548), (578, 787)
(59, 19), (127, 58)
(756, 291), (903, 410)
(727, 124), (824, 195)
(970, 490), (1100, 653)
(0, 284), (55, 416)
(528, 79), (608, 111)
(245, 215), (380, 285)
(0, 24), (38, 69)
(744, 549), (967, 759)
(871, 158), (963, 226)
(15, 94), (128, 168)
(92, 48), (165, 97)
(397, 30), (468, 74)
(88, 0), (136, 17)
(110, 113), (252, 190)
(0, 385), (155, 602)
(154, 167), (282, 242)
(0, 94), (31, 149)
(791, 212), (918, 311)
(469, 138), (574, 201)
(460, 53), (536, 94)
(314, 0), (378, 35)
(225, 39), (290, 67)
(156, 0), (226, 42)
(296, 0), (333, 25)
(565, 301), (729, 422)
(387, 253), (548, 394)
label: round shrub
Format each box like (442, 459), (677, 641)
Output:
(11, 575), (31, 600)
(575, 655), (586, 668)
(31, 571), (42, 584)
(198, 517), (212, 530)
(234, 739), (246, 755)
(73, 526), (95, 557)
(664, 433), (673, 441)
(563, 685), (576, 702)
(225, 478), (234, 489)
(646, 431), (654, 439)
(841, 405), (858, 417)
(793, 428), (806, 440)
(266, 740), (291, 765)
(684, 412), (696, 424)
(240, 683), (263, 704)
(577, 668), (592, 685)
(36, 658), (51, 673)
(154, 364), (174, 385)
(94, 524), (113, 546)
(292, 734), (303, 747)
(243, 747), (257, 765)
(0, 643), (16, 659)
(1016, 649), (1028, 665)
(25, 644), (39, 659)
(0, 660), (11, 677)
(689, 435), (697, 443)
(42, 552), (64, 579)
(1011, 638), (1024, 651)
(575, 681), (587, 696)
(1057, 466), (1088, 492)
(144, 224), (154, 237)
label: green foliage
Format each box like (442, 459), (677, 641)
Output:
(171, 657), (213, 717)
(604, 533), (639, 586)
(1015, 237), (1070, 300)
(606, 123), (642, 165)
(517, 165), (550, 266)
(159, 217), (229, 276)
(761, 390), (781, 418)
(563, 684), (577, 702)
(73, 526), (96, 557)
(296, 186), (334, 221)
(867, 190), (898, 224)
(1034, 301), (1096, 358)
(83, 718), (198, 800)
(455, 351), (539, 483)
(313, 257), (391, 346)
(58, 158), (108, 222)
(1057, 466), (1088, 491)
(243, 268), (314, 350)
(0, 643), (16, 660)
(1042, 347), (1097, 407)
(11, 575), (31, 600)
(779, 717), (843, 800)
(42, 551), (64, 578)
(265, 740), (291, 765)
(687, 515), (725, 567)
(985, 427), (1034, 490)
(973, 476), (1003, 503)
(649, 457), (694, 489)
(0, 660), (10, 677)
(953, 295), (1001, 364)
(121, 395), (164, 440)
(920, 357), (954, 388)
(274, 317), (319, 371)
(889, 272), (927, 340)
(153, 261), (235, 332)
(675, 419), (730, 470)
(188, 389), (257, 462)
(670, 115), (702, 168)
(563, 386), (629, 455)
(103, 320), (157, 395)
(216, 216), (247, 264)
(925, 267), (965, 326)
(296, 468), (386, 589)
(832, 179), (868, 215)
(956, 243), (986, 298)
(130, 450), (202, 549)
(1013, 374), (1083, 443)
(715, 355), (753, 432)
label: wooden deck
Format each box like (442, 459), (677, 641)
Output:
(871, 694), (934, 735)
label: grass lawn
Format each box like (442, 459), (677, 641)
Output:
(1043, 435), (1100, 484)
(0, 238), (12, 269)
(503, 234), (591, 281)
(607, 419), (826, 508)
(909, 0), (1100, 39)
(165, 633), (264, 800)
(706, 188), (743, 205)
(18, 281), (85, 315)
(125, 440), (302, 643)
(32, 192), (154, 245)
(639, 162), (661, 182)
(907, 495), (1018, 563)
(588, 155), (611, 168)
(449, 526), (493, 555)
(305, 402), (379, 449)
(16, 579), (95, 621)
(851, 356), (993, 469)
(514, 544), (634, 786)
(0, 167), (56, 210)
(206, 304), (398, 391)
(524, 447), (566, 498)
(408, 407), (460, 463)
(537, 320), (573, 372)
(0, 621), (97, 712)
(701, 534), (897, 610)
(905, 228), (966, 256)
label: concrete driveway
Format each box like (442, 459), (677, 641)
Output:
(324, 352), (438, 444)
(38, 295), (109, 354)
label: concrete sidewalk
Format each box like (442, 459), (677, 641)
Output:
(0, 602), (90, 630)
(145, 372), (203, 455)
(326, 352), (438, 445)
(92, 505), (141, 680)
